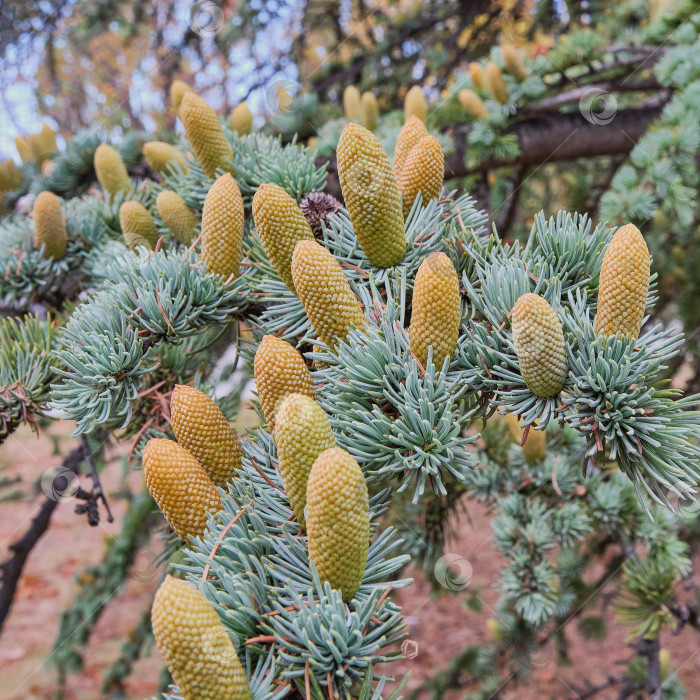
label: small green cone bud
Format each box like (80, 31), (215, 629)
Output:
(94, 143), (131, 196)
(458, 89), (489, 119)
(152, 576), (252, 700)
(142, 438), (221, 540)
(119, 201), (158, 250)
(274, 394), (336, 529)
(595, 223), (650, 340)
(200, 173), (244, 279)
(404, 85), (427, 123)
(170, 79), (193, 111)
(410, 252), (460, 368)
(343, 85), (363, 122)
(468, 62), (485, 90)
(511, 293), (568, 397)
(502, 44), (528, 81)
(156, 190), (197, 245)
(253, 335), (315, 431)
(397, 135), (444, 214)
(485, 61), (509, 103)
(361, 92), (379, 131)
(178, 92), (234, 178)
(252, 183), (315, 292)
(143, 141), (189, 174)
(229, 102), (253, 135)
(393, 115), (429, 180)
(33, 191), (67, 260)
(292, 239), (367, 349)
(337, 123), (405, 268)
(307, 447), (370, 602)
(171, 384), (243, 489)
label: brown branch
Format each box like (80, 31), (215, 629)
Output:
(0, 444), (85, 633)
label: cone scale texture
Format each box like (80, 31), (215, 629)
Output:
(292, 240), (367, 349)
(253, 335), (315, 432)
(337, 123), (406, 268)
(393, 115), (429, 181)
(201, 173), (245, 279)
(152, 576), (252, 700)
(595, 223), (650, 340)
(33, 191), (67, 260)
(274, 394), (336, 529)
(178, 92), (234, 178)
(306, 447), (370, 602)
(397, 135), (444, 214)
(142, 438), (221, 540)
(94, 143), (131, 196)
(171, 385), (243, 489)
(511, 293), (568, 398)
(410, 252), (460, 368)
(144, 141), (189, 174)
(119, 201), (158, 250)
(252, 183), (315, 292)
(156, 190), (197, 245)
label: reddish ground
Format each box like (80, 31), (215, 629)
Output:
(1, 422), (699, 699)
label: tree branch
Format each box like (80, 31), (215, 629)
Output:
(0, 444), (85, 633)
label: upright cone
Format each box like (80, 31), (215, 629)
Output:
(595, 223), (650, 340)
(511, 293), (568, 397)
(504, 413), (547, 464)
(253, 335), (315, 431)
(119, 201), (158, 250)
(229, 102), (253, 135)
(502, 44), (528, 81)
(404, 85), (427, 123)
(170, 79), (193, 112)
(397, 135), (444, 214)
(485, 62), (509, 103)
(179, 92), (234, 178)
(143, 141), (189, 174)
(361, 92), (379, 131)
(252, 184), (315, 292)
(458, 89), (489, 119)
(393, 115), (429, 180)
(306, 447), (370, 602)
(152, 576), (252, 700)
(292, 240), (367, 349)
(468, 62), (485, 90)
(343, 85), (363, 122)
(410, 252), (460, 368)
(337, 123), (405, 268)
(171, 385), (243, 489)
(274, 394), (336, 529)
(94, 143), (131, 196)
(33, 191), (67, 260)
(200, 173), (245, 279)
(156, 190), (197, 245)
(142, 438), (221, 540)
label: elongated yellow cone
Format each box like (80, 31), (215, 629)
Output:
(152, 576), (252, 700)
(119, 201), (158, 250)
(156, 190), (197, 245)
(171, 384), (243, 489)
(595, 223), (650, 340)
(292, 240), (367, 349)
(393, 115), (428, 181)
(397, 135), (444, 214)
(404, 85), (427, 122)
(307, 447), (370, 602)
(200, 173), (244, 279)
(253, 335), (315, 432)
(229, 102), (253, 135)
(33, 191), (67, 260)
(144, 141), (189, 174)
(511, 293), (568, 397)
(94, 143), (131, 196)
